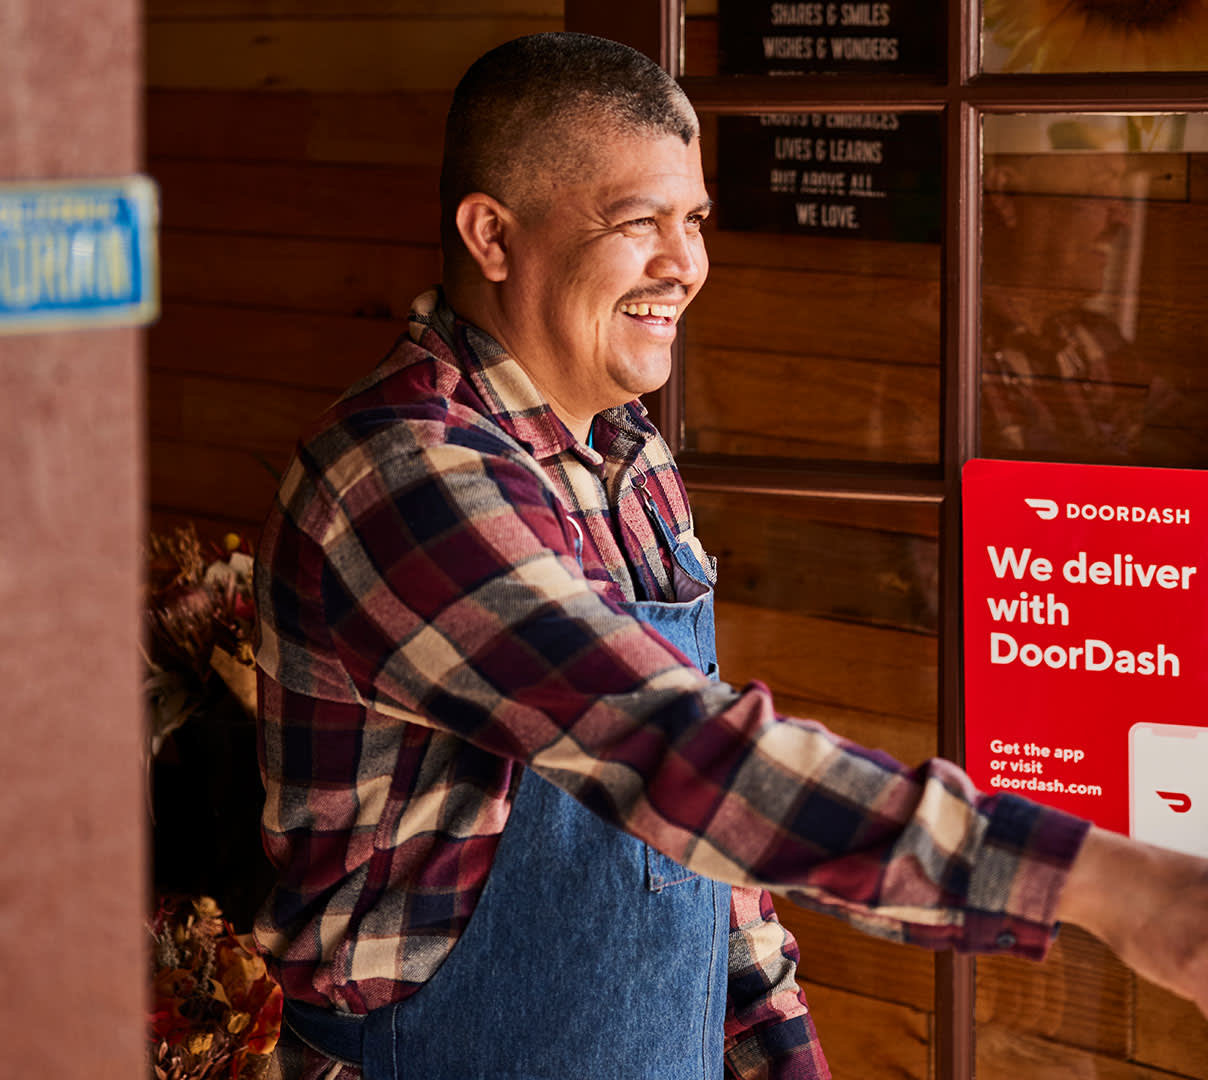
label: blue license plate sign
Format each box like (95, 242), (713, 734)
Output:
(0, 176), (158, 334)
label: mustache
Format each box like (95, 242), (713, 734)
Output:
(617, 285), (689, 305)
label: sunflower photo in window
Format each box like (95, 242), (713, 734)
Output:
(982, 0), (1208, 73)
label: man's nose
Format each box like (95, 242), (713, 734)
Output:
(649, 227), (705, 285)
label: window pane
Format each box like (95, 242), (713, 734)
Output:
(686, 112), (941, 464)
(981, 112), (1208, 467)
(981, 1), (1208, 73)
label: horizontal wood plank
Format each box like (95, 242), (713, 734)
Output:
(715, 600), (936, 723)
(692, 489), (938, 633)
(1134, 977), (1208, 1079)
(770, 692), (937, 765)
(801, 979), (931, 1080)
(146, 89), (451, 167)
(984, 195), (1208, 302)
(985, 152), (1188, 201)
(690, 487), (940, 539)
(775, 904), (935, 1012)
(702, 217), (940, 281)
(975, 924), (1132, 1057)
(1191, 154), (1208, 202)
(146, 17), (561, 92)
(150, 158), (440, 243)
(160, 230), (439, 317)
(149, 439), (289, 525)
(685, 344), (939, 463)
(148, 302), (403, 389)
(687, 264), (940, 366)
(976, 1022), (1198, 1080)
(980, 371), (1208, 469)
(148, 370), (336, 457)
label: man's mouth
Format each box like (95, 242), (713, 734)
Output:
(619, 302), (677, 319)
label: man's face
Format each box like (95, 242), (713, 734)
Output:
(497, 130), (711, 428)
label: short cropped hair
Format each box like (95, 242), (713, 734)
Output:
(439, 32), (699, 255)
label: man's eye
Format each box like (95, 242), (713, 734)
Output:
(624, 217), (657, 229)
(686, 213), (709, 230)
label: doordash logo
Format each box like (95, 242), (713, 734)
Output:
(1024, 497), (1190, 526)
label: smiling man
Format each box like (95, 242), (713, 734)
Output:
(254, 32), (1208, 1080)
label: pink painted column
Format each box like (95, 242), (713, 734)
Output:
(0, 2), (147, 1076)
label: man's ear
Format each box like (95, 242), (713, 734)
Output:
(455, 194), (512, 283)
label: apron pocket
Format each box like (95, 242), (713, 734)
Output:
(644, 844), (699, 891)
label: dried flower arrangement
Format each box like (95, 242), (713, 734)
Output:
(144, 524), (257, 758)
(144, 528), (281, 1076)
(149, 895), (282, 1080)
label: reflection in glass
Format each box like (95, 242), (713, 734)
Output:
(981, 113), (1208, 467)
(982, 1), (1208, 73)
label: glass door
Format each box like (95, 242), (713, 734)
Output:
(567, 1), (1208, 1075)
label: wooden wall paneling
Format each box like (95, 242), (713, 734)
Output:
(976, 1023), (1200, 1080)
(692, 489), (940, 538)
(145, 17), (562, 93)
(687, 265), (940, 363)
(148, 302), (402, 388)
(151, 159), (441, 243)
(974, 926), (1132, 1057)
(1190, 153), (1208, 201)
(148, 371), (341, 456)
(714, 601), (936, 723)
(703, 225), (941, 282)
(984, 199), (1208, 307)
(779, 907), (935, 1012)
(691, 491), (938, 632)
(802, 980), (932, 1080)
(160, 232), (439, 318)
(1134, 978), (1208, 1079)
(984, 153), (1189, 201)
(773, 694), (937, 767)
(150, 439), (293, 526)
(685, 344), (939, 462)
(146, 89), (451, 166)
(980, 358), (1208, 468)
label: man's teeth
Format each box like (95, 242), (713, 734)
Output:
(620, 302), (676, 317)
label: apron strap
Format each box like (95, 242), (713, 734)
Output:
(283, 997), (366, 1067)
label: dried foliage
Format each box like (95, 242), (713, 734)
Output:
(148, 895), (282, 1080)
(144, 525), (257, 758)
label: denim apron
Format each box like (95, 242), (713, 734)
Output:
(285, 482), (730, 1079)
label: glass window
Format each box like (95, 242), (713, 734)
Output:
(687, 111), (942, 464)
(981, 112), (1208, 467)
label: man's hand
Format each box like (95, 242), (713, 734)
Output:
(1056, 825), (1208, 1017)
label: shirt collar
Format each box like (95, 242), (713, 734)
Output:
(408, 289), (656, 465)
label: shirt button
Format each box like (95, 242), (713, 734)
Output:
(995, 931), (1017, 949)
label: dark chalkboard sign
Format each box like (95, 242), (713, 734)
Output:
(717, 112), (942, 243)
(719, 1), (943, 76)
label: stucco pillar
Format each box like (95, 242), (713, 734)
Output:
(0, 2), (146, 1076)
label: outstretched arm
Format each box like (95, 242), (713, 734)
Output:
(1056, 826), (1208, 1017)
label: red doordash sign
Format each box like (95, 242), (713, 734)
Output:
(963, 459), (1208, 858)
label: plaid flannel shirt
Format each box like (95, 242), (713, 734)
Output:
(255, 290), (1089, 1080)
